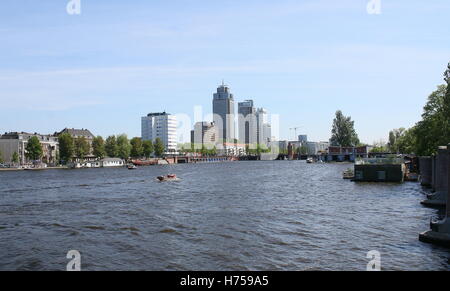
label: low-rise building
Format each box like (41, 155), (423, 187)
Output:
(326, 145), (371, 162)
(57, 128), (96, 161)
(216, 142), (246, 156)
(307, 141), (330, 155)
(269, 140), (289, 153)
(57, 128), (95, 142)
(0, 132), (59, 165)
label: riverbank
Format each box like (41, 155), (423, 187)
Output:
(0, 166), (68, 172)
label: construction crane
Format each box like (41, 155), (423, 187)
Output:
(289, 126), (302, 141)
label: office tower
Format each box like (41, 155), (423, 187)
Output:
(256, 108), (270, 146)
(192, 122), (217, 150)
(238, 100), (257, 145)
(262, 123), (272, 146)
(141, 112), (177, 153)
(298, 135), (308, 144)
(213, 81), (235, 144)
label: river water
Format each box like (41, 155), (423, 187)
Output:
(0, 161), (448, 271)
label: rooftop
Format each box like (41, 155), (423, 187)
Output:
(146, 112), (171, 117)
(57, 128), (95, 138)
(0, 132), (57, 140)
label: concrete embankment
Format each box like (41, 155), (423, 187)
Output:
(421, 147), (449, 208)
(419, 144), (450, 248)
(419, 156), (432, 187)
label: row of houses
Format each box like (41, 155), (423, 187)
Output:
(0, 128), (95, 165)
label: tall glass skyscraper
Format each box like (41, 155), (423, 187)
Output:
(213, 82), (235, 143)
(238, 100), (257, 145)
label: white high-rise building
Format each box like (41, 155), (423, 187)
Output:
(262, 123), (272, 146)
(141, 112), (177, 153)
(256, 108), (271, 147)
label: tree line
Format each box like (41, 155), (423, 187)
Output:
(372, 63), (450, 155)
(328, 62), (450, 156)
(58, 134), (166, 164)
(180, 144), (219, 156)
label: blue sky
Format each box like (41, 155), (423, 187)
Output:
(0, 0), (448, 144)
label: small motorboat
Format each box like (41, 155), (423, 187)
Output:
(157, 174), (179, 182)
(127, 164), (137, 170)
(343, 168), (354, 179)
(306, 158), (314, 164)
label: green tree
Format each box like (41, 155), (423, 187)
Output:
(25, 136), (43, 161)
(385, 63), (450, 156)
(387, 128), (406, 153)
(117, 134), (131, 160)
(330, 110), (360, 147)
(105, 135), (118, 157)
(370, 139), (388, 153)
(142, 140), (154, 158)
(256, 144), (262, 155)
(74, 136), (90, 160)
(395, 128), (416, 154)
(444, 62), (450, 121)
(92, 136), (106, 159)
(130, 137), (143, 158)
(12, 152), (19, 164)
(297, 145), (308, 155)
(58, 132), (74, 164)
(414, 84), (449, 155)
(153, 138), (165, 157)
(201, 145), (207, 156)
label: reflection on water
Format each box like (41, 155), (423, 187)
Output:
(0, 161), (449, 270)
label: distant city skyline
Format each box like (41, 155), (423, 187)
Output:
(0, 1), (449, 144)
